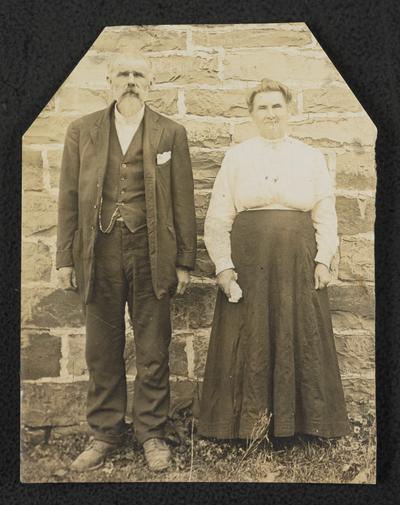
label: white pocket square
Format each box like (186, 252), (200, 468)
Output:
(157, 151), (171, 165)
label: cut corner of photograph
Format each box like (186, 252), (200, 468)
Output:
(20, 22), (376, 484)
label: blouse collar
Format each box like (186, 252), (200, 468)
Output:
(257, 134), (289, 146)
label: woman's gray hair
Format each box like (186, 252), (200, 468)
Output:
(247, 79), (292, 112)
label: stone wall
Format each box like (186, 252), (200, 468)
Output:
(21, 24), (376, 434)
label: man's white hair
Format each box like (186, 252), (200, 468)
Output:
(107, 51), (153, 79)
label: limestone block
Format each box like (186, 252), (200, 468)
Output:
(191, 149), (223, 189)
(173, 283), (217, 330)
(64, 54), (108, 87)
(21, 331), (61, 380)
(151, 55), (219, 85)
(224, 50), (340, 83)
(181, 119), (231, 148)
(194, 192), (211, 218)
(336, 196), (375, 235)
(336, 149), (376, 190)
(328, 284), (375, 319)
(196, 217), (205, 236)
(92, 27), (187, 52)
(193, 330), (211, 378)
(21, 241), (53, 283)
(47, 149), (63, 188)
(170, 334), (189, 377)
(145, 88), (178, 115)
(171, 297), (189, 330)
(303, 87), (362, 113)
(193, 27), (311, 49)
(24, 115), (79, 145)
(289, 117), (377, 147)
(342, 376), (375, 408)
(339, 235), (374, 281)
(22, 191), (57, 237)
(27, 288), (84, 328)
(42, 97), (55, 113)
(191, 149), (224, 172)
(186, 88), (297, 117)
(185, 89), (249, 118)
(331, 311), (375, 334)
(66, 334), (87, 377)
(335, 334), (375, 375)
(193, 168), (219, 190)
(21, 381), (88, 426)
(21, 379), (197, 428)
(22, 149), (43, 191)
(173, 284), (217, 330)
(57, 87), (109, 114)
(193, 248), (215, 278)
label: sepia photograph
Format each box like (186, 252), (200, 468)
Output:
(20, 23), (376, 484)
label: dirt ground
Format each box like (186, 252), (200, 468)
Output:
(21, 409), (376, 484)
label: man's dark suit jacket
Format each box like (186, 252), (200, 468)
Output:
(56, 103), (196, 303)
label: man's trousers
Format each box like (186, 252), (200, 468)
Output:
(84, 222), (172, 445)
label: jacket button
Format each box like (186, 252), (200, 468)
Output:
(93, 205), (97, 209)
(122, 163), (127, 168)
(96, 183), (100, 188)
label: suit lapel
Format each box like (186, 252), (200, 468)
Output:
(89, 102), (114, 188)
(143, 104), (163, 172)
(143, 105), (163, 259)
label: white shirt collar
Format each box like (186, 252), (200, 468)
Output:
(114, 103), (145, 126)
(256, 134), (289, 145)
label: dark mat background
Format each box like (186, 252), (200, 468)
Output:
(1, 0), (399, 503)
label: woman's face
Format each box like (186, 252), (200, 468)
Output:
(250, 91), (289, 140)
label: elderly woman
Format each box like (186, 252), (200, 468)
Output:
(198, 79), (350, 441)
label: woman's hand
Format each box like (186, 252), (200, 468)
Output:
(216, 268), (237, 298)
(314, 263), (331, 290)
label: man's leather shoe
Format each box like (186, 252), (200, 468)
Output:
(70, 440), (118, 472)
(143, 438), (171, 472)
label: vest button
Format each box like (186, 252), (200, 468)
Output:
(122, 163), (127, 169)
(93, 205), (97, 209)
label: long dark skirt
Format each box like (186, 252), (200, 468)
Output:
(198, 210), (351, 439)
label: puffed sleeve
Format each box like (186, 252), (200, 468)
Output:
(204, 148), (238, 275)
(311, 150), (339, 268)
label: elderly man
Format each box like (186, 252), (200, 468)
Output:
(56, 52), (196, 472)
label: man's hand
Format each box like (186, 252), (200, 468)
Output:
(216, 268), (236, 298)
(57, 266), (77, 291)
(314, 263), (331, 290)
(175, 267), (190, 295)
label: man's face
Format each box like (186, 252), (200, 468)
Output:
(108, 55), (152, 108)
(250, 91), (289, 140)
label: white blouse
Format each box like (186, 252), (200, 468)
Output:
(204, 135), (338, 274)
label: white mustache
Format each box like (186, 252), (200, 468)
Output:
(123, 87), (139, 96)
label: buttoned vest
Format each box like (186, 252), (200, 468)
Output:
(100, 115), (146, 234)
